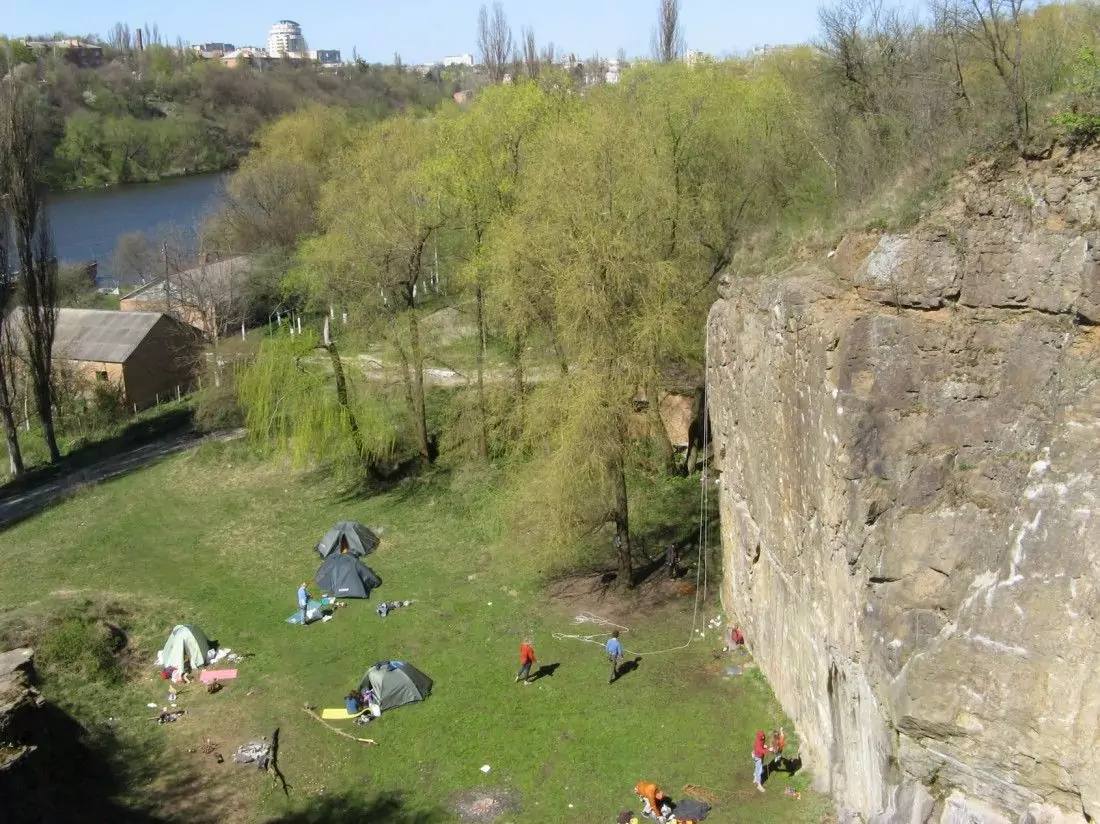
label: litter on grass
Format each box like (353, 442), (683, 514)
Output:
(233, 739), (271, 770)
(480, 764), (491, 773)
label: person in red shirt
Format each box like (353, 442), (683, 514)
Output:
(752, 729), (770, 792)
(515, 639), (536, 684)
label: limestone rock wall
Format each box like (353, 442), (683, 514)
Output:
(707, 148), (1100, 823)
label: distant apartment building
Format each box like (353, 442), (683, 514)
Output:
(442, 53), (474, 67)
(267, 20), (305, 57)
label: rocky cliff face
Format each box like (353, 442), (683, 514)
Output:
(707, 147), (1100, 824)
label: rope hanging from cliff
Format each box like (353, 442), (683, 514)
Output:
(552, 319), (715, 658)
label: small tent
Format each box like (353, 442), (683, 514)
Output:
(359, 660), (433, 712)
(159, 625), (210, 673)
(315, 553), (382, 598)
(315, 521), (380, 559)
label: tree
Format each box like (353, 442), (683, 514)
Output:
(478, 2), (514, 83)
(653, 0), (686, 63)
(522, 27), (540, 78)
(1, 75), (60, 463)
(956, 0), (1029, 151)
(0, 198), (25, 478)
(428, 83), (558, 458)
(302, 116), (443, 464)
(111, 231), (157, 285)
(237, 332), (394, 475)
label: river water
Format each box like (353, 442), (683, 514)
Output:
(46, 172), (228, 288)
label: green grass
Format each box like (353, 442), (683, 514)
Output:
(0, 444), (828, 823)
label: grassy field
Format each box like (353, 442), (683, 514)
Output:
(0, 440), (829, 823)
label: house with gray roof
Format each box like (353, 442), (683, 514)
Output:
(47, 309), (202, 409)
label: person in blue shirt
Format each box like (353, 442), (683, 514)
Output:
(606, 630), (624, 684)
(297, 582), (310, 625)
(344, 691), (360, 715)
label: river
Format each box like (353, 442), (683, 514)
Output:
(46, 172), (229, 289)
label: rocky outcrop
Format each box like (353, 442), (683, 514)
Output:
(707, 147), (1100, 823)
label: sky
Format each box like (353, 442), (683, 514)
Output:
(2, 0), (827, 64)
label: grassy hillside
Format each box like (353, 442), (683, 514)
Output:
(0, 441), (828, 822)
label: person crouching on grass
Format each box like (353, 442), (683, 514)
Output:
(515, 638), (536, 684)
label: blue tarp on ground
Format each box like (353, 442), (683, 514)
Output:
(286, 597), (336, 625)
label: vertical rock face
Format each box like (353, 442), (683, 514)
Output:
(707, 148), (1100, 824)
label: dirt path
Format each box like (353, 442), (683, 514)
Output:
(0, 428), (244, 529)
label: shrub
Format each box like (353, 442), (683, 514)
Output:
(194, 380), (244, 432)
(38, 616), (124, 683)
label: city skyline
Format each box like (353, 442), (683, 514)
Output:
(4, 0), (832, 65)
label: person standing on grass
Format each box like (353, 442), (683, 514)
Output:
(606, 630), (624, 684)
(297, 581), (310, 625)
(515, 638), (537, 684)
(752, 729), (771, 792)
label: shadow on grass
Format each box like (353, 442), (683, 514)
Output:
(267, 791), (446, 823)
(529, 662), (561, 681)
(611, 657), (643, 684)
(0, 405), (194, 499)
(0, 702), (168, 823)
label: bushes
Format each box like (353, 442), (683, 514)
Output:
(37, 616), (124, 683)
(193, 379), (243, 433)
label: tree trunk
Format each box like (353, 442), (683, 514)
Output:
(33, 376), (60, 462)
(407, 309), (431, 463)
(609, 441), (633, 590)
(474, 284), (489, 461)
(0, 395), (22, 478)
(324, 340), (365, 459)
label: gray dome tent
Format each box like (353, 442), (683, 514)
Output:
(315, 553), (382, 598)
(315, 521), (380, 559)
(359, 660), (433, 712)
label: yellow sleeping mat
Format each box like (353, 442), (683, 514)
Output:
(321, 707), (366, 720)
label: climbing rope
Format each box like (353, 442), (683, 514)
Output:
(552, 320), (718, 658)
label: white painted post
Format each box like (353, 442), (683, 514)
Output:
(176, 385), (181, 401)
(156, 392), (160, 405)
(133, 402), (137, 414)
(341, 311), (347, 325)
(323, 315), (331, 347)
(329, 304), (335, 319)
(23, 395), (29, 431)
(241, 322), (246, 341)
(277, 313), (282, 326)
(297, 315), (302, 335)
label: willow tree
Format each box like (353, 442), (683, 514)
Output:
(237, 332), (394, 473)
(301, 115), (442, 464)
(491, 89), (693, 587)
(427, 83), (559, 456)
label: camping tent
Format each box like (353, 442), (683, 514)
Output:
(359, 660), (433, 712)
(159, 625), (210, 673)
(315, 553), (382, 598)
(315, 521), (380, 559)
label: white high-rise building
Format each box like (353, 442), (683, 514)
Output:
(267, 20), (305, 57)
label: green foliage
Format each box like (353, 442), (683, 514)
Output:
(1053, 46), (1100, 141)
(237, 331), (396, 471)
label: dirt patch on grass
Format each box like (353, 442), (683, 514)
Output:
(544, 569), (702, 626)
(451, 788), (520, 822)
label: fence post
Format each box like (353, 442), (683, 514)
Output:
(297, 315), (302, 335)
(156, 392), (159, 405)
(241, 322), (246, 341)
(176, 385), (181, 401)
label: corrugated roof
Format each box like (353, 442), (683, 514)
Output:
(120, 255), (252, 303)
(49, 308), (164, 363)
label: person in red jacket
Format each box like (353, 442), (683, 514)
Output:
(752, 729), (771, 792)
(515, 639), (536, 684)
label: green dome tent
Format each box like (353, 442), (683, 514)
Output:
(159, 625), (210, 674)
(315, 521), (380, 559)
(359, 661), (432, 712)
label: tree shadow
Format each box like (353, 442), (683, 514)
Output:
(529, 662), (560, 681)
(267, 791), (446, 823)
